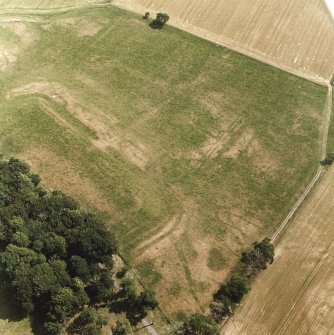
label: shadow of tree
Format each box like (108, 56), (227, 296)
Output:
(108, 298), (142, 325)
(149, 20), (164, 29)
(0, 286), (25, 321)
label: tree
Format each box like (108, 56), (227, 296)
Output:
(31, 262), (57, 297)
(50, 260), (72, 287)
(181, 314), (219, 335)
(42, 232), (67, 259)
(143, 12), (150, 19)
(150, 13), (170, 29)
(156, 13), (170, 25)
(112, 320), (133, 335)
(69, 255), (91, 283)
(136, 290), (158, 318)
(11, 231), (30, 247)
(121, 278), (138, 302)
(87, 270), (114, 304)
(30, 174), (41, 187)
(1, 216), (25, 241)
(241, 238), (274, 277)
(67, 308), (107, 335)
(215, 275), (249, 303)
(49, 287), (75, 322)
(210, 298), (234, 323)
(42, 321), (62, 335)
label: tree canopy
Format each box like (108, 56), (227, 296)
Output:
(149, 12), (170, 29)
(181, 314), (219, 335)
(0, 158), (117, 334)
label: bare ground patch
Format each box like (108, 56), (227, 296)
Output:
(7, 81), (150, 170)
(2, 21), (36, 44)
(0, 21), (36, 72)
(57, 17), (103, 36)
(0, 47), (16, 71)
(20, 147), (114, 216)
(223, 128), (254, 159)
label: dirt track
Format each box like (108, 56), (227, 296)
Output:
(272, 83), (333, 242)
(113, 0), (334, 85)
(0, 3), (332, 334)
(222, 160), (334, 334)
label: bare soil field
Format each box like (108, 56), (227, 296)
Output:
(222, 163), (334, 334)
(113, 0), (334, 83)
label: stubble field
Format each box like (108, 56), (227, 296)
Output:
(222, 163), (334, 335)
(113, 0), (334, 83)
(0, 3), (328, 332)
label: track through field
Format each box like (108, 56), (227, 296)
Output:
(272, 83), (332, 242)
(222, 83), (334, 334)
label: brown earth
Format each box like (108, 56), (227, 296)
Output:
(7, 81), (150, 170)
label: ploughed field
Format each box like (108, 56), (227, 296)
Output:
(113, 0), (334, 83)
(0, 3), (327, 326)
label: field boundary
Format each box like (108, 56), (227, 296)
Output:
(112, 2), (329, 87)
(0, 2), (330, 87)
(272, 82), (333, 242)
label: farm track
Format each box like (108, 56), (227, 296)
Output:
(272, 83), (332, 242)
(220, 83), (333, 333)
(222, 160), (334, 334)
(0, 3), (332, 334)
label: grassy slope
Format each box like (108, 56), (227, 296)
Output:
(0, 6), (327, 322)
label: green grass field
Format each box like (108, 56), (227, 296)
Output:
(0, 0), (106, 9)
(0, 4), (327, 324)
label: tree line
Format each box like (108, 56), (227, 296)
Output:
(177, 238), (275, 335)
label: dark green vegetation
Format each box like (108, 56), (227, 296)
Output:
(0, 158), (158, 334)
(320, 154), (334, 166)
(149, 12), (170, 29)
(180, 314), (219, 335)
(210, 238), (274, 323)
(0, 4), (327, 318)
(207, 248), (225, 272)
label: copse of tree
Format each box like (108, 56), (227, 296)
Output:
(0, 158), (117, 334)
